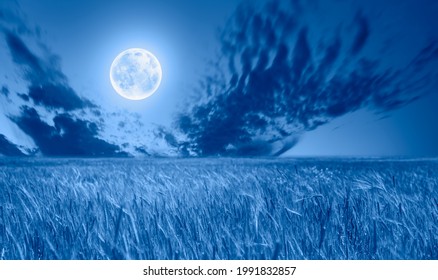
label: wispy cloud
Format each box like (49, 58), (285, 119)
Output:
(177, 0), (438, 156)
(0, 133), (24, 156)
(1, 3), (182, 157)
(350, 11), (370, 56)
(0, 3), (125, 156)
(4, 30), (93, 111)
(11, 106), (126, 156)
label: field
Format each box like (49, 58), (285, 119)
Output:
(0, 157), (437, 259)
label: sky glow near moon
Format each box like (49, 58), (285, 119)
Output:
(1, 0), (438, 157)
(110, 48), (162, 100)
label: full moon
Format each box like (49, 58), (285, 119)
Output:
(110, 48), (162, 100)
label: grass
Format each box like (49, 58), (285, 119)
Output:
(0, 157), (437, 259)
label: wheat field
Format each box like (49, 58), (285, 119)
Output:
(0, 157), (437, 259)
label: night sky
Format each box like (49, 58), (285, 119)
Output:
(1, 0), (437, 157)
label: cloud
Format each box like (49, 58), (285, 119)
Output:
(4, 30), (45, 81)
(3, 31), (93, 111)
(0, 134), (24, 156)
(1, 4), (127, 157)
(176, 0), (438, 156)
(16, 92), (30, 101)
(11, 106), (126, 157)
(0, 1), (36, 36)
(1, 85), (9, 97)
(27, 83), (93, 111)
(350, 11), (370, 55)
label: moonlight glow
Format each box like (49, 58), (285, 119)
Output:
(110, 48), (162, 100)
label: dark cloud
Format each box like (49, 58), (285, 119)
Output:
(292, 28), (311, 81)
(410, 42), (438, 69)
(4, 30), (45, 81)
(11, 106), (126, 157)
(176, 0), (438, 156)
(0, 9), (117, 157)
(154, 126), (179, 148)
(28, 83), (92, 111)
(0, 134), (24, 156)
(135, 146), (151, 156)
(152, 125), (190, 156)
(16, 92), (30, 102)
(3, 30), (93, 111)
(350, 11), (370, 55)
(1, 85), (9, 97)
(0, 4), (32, 37)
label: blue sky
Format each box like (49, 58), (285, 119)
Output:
(0, 0), (437, 157)
(10, 0), (242, 121)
